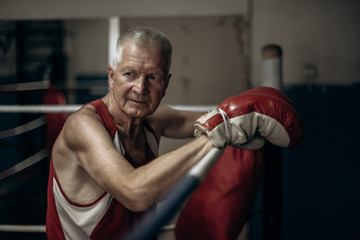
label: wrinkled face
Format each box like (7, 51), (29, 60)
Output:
(108, 41), (171, 118)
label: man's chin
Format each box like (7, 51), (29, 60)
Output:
(126, 107), (153, 118)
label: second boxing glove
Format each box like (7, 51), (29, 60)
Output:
(194, 87), (304, 149)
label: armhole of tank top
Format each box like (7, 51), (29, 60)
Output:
(88, 99), (117, 138)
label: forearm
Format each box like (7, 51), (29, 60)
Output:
(148, 105), (205, 139)
(123, 135), (214, 211)
(173, 110), (205, 138)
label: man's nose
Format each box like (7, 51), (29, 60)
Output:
(133, 75), (147, 94)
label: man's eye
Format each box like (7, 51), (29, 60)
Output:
(123, 72), (136, 80)
(147, 74), (161, 81)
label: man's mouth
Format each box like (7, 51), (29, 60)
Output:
(130, 99), (147, 104)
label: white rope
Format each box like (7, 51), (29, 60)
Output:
(0, 224), (175, 233)
(0, 225), (46, 233)
(159, 224), (175, 232)
(0, 80), (108, 94)
(0, 105), (82, 113)
(0, 116), (46, 139)
(0, 80), (50, 92)
(0, 104), (217, 113)
(169, 105), (217, 112)
(0, 148), (50, 180)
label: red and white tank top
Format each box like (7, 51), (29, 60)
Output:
(46, 99), (159, 240)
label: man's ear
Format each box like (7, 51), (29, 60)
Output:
(108, 65), (115, 89)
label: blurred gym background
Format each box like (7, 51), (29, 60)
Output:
(0, 0), (360, 239)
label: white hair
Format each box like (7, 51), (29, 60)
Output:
(112, 27), (172, 72)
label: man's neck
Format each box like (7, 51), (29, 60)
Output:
(102, 94), (144, 140)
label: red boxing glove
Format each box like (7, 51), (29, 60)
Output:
(194, 87), (305, 149)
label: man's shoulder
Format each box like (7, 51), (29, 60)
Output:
(60, 104), (103, 143)
(68, 104), (99, 124)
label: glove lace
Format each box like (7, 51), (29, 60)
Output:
(218, 108), (232, 147)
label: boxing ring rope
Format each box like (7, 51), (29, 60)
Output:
(0, 105), (82, 113)
(0, 114), (49, 181)
(0, 148), (49, 181)
(0, 104), (217, 113)
(123, 147), (225, 240)
(0, 80), (50, 92)
(0, 80), (109, 95)
(0, 116), (46, 138)
(0, 225), (46, 233)
(0, 223), (177, 233)
(0, 103), (217, 235)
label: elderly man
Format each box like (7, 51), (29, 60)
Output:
(46, 27), (303, 240)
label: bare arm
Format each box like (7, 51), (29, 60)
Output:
(147, 104), (205, 139)
(62, 106), (213, 212)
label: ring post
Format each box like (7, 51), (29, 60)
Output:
(122, 147), (224, 240)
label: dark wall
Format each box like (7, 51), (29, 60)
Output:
(281, 84), (360, 239)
